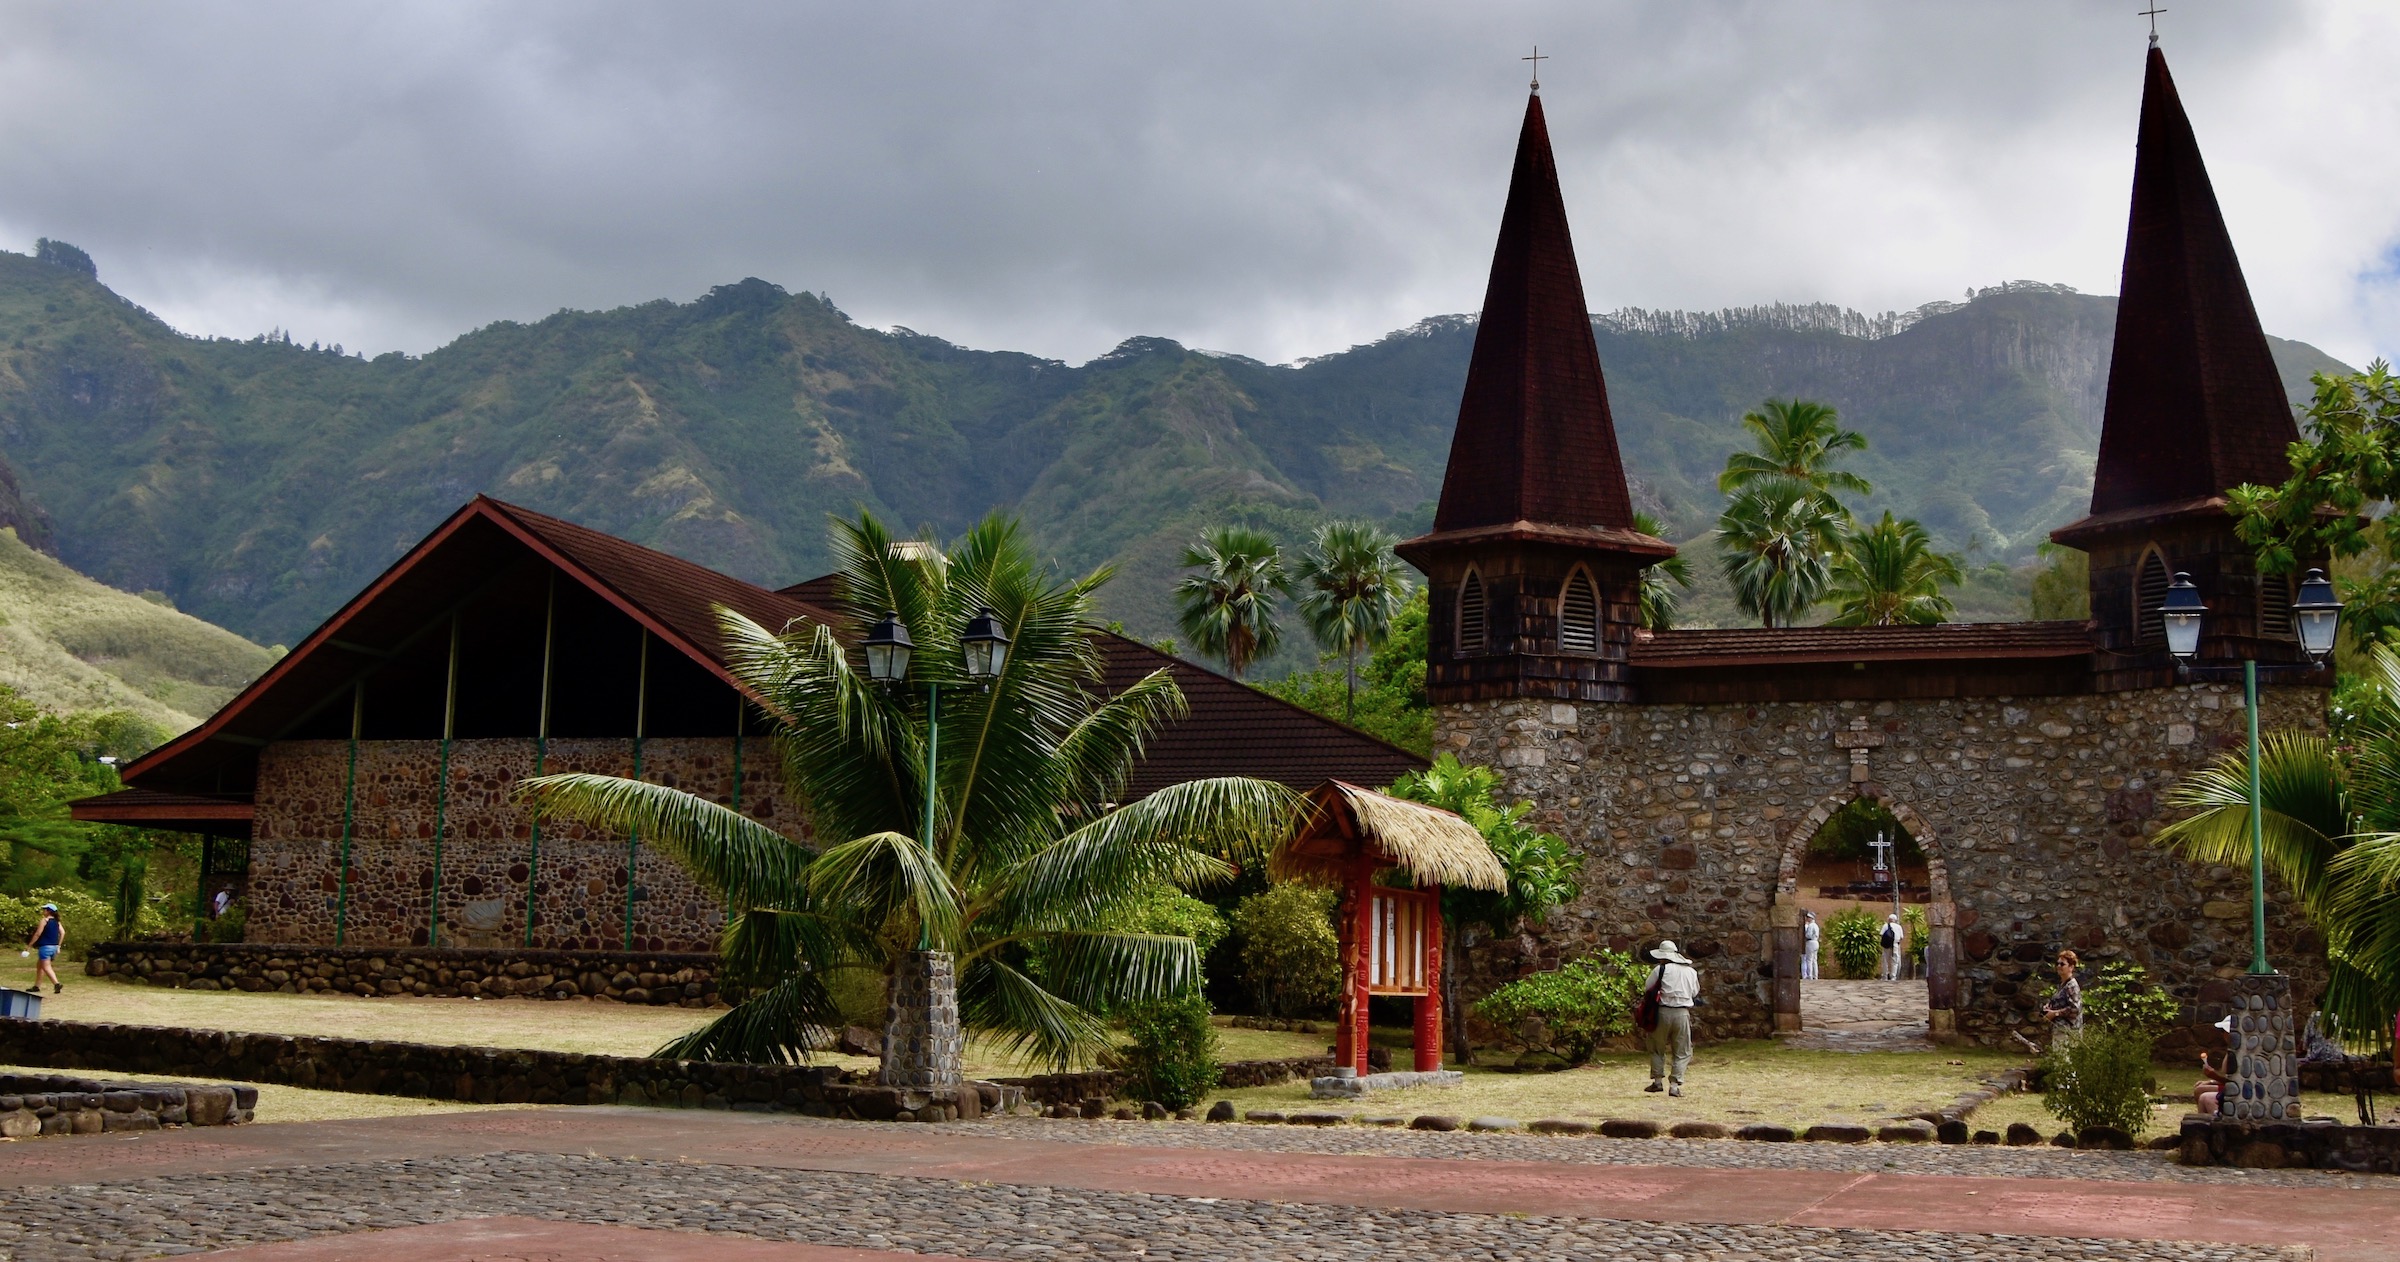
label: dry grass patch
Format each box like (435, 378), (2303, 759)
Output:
(1212, 1041), (2028, 1130)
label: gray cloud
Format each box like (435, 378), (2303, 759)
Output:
(0, 1), (2390, 366)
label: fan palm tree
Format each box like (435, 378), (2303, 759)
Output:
(1824, 512), (1963, 627)
(2157, 643), (2400, 1046)
(1295, 522), (1413, 722)
(1632, 511), (1693, 631)
(1717, 398), (1873, 504)
(1175, 526), (1289, 680)
(520, 512), (1303, 1075)
(1717, 477), (1844, 628)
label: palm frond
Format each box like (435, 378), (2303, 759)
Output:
(1024, 930), (1201, 1011)
(804, 830), (964, 948)
(2157, 733), (2349, 915)
(957, 954), (1114, 1071)
(652, 972), (845, 1064)
(996, 777), (1296, 929)
(518, 772), (810, 912)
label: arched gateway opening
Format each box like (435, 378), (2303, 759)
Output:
(1770, 791), (1959, 1043)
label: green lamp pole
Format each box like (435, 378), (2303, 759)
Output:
(2163, 569), (2344, 976)
(861, 605), (1012, 948)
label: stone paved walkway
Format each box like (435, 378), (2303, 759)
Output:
(1789, 978), (1937, 1050)
(0, 1108), (2390, 1260)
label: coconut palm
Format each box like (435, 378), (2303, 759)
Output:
(1632, 511), (1693, 631)
(521, 512), (1302, 1075)
(1294, 522), (1413, 722)
(1175, 526), (1290, 680)
(1717, 477), (1844, 628)
(2157, 643), (2400, 1046)
(1824, 512), (1963, 627)
(1717, 398), (1872, 504)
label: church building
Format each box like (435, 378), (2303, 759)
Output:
(1404, 48), (2328, 1048)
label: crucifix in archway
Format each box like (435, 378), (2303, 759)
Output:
(1868, 833), (1894, 881)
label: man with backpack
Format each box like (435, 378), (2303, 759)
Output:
(1638, 941), (1700, 1097)
(1879, 913), (1906, 981)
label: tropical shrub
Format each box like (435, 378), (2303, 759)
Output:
(1473, 950), (1643, 1063)
(1229, 883), (1341, 1018)
(2081, 959), (2178, 1034)
(1110, 992), (1221, 1109)
(0, 887), (153, 957)
(1825, 907), (1883, 979)
(201, 903), (248, 944)
(2040, 1024), (2158, 1136)
(1902, 904), (1928, 973)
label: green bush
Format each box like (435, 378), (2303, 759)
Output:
(2039, 1023), (2157, 1136)
(0, 887), (150, 957)
(1110, 993), (1221, 1110)
(1472, 950), (1643, 1064)
(1230, 883), (1341, 1018)
(1902, 904), (1927, 972)
(2081, 959), (2178, 1033)
(1825, 907), (1882, 979)
(203, 903), (248, 944)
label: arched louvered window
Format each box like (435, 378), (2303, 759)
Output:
(2259, 571), (2294, 639)
(1456, 571), (1488, 655)
(2134, 548), (2171, 645)
(1559, 569), (1599, 653)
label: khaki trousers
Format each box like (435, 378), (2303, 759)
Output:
(1648, 1006), (1692, 1085)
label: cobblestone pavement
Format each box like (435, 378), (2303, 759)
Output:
(952, 1113), (2400, 1191)
(0, 1150), (2303, 1262)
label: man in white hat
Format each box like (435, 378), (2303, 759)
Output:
(1642, 941), (1699, 1097)
(1879, 913), (1907, 981)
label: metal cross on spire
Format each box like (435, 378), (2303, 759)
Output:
(2140, 3), (2166, 47)
(1524, 45), (1547, 92)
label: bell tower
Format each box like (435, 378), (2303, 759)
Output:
(2049, 46), (2317, 684)
(1395, 91), (1674, 705)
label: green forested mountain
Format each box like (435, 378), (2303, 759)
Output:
(0, 249), (2350, 650)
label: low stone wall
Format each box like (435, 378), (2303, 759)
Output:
(0, 1071), (255, 1137)
(2179, 1114), (2400, 1173)
(2298, 1055), (2394, 1095)
(996, 1056), (1332, 1107)
(86, 942), (730, 1007)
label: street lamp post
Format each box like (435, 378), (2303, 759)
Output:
(2161, 570), (2342, 976)
(859, 604), (1010, 1092)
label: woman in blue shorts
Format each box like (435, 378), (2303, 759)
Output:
(26, 903), (62, 994)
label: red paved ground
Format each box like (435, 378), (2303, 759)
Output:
(2, 1110), (2391, 1261)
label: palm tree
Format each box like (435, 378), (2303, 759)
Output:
(521, 512), (1302, 1075)
(1717, 398), (1872, 504)
(1295, 522), (1413, 722)
(1717, 477), (1844, 628)
(1175, 526), (1289, 680)
(1824, 512), (1963, 626)
(2157, 643), (2400, 1046)
(1632, 511), (1693, 631)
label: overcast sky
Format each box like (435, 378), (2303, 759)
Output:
(1, 2), (2393, 368)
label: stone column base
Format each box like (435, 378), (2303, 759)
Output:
(882, 949), (963, 1092)
(2222, 971), (2299, 1122)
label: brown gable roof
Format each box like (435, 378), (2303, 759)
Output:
(2074, 47), (2297, 525)
(1419, 93), (1646, 543)
(1631, 622), (2095, 670)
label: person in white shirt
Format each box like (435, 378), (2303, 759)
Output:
(1642, 941), (1700, 1097)
(1800, 911), (1821, 980)
(1879, 913), (1907, 981)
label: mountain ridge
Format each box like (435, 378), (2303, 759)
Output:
(0, 247), (2351, 652)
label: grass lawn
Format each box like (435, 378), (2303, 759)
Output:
(44, 977), (1329, 1075)
(1213, 1040), (2030, 1131)
(0, 1064), (538, 1126)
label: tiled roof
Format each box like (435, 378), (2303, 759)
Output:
(485, 500), (824, 654)
(1418, 93), (1644, 545)
(1631, 621), (2095, 669)
(2073, 47), (2297, 526)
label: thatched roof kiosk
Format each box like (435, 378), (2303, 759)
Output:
(1271, 781), (1507, 894)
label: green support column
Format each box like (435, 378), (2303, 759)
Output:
(334, 684), (363, 946)
(625, 631), (648, 951)
(430, 614), (459, 949)
(2246, 659), (2270, 974)
(525, 572), (555, 948)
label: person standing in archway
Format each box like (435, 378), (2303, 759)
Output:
(1642, 941), (1700, 1098)
(1879, 913), (1906, 981)
(1801, 910), (1821, 980)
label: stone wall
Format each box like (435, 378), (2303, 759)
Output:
(0, 1071), (255, 1137)
(86, 942), (731, 1006)
(2179, 1113), (2400, 1173)
(1436, 682), (2328, 1047)
(249, 736), (804, 950)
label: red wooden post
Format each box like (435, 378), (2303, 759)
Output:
(1333, 876), (1357, 1070)
(1350, 862), (1374, 1075)
(1414, 890), (1443, 1071)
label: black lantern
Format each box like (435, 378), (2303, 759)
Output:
(862, 610), (914, 682)
(960, 605), (1011, 680)
(2292, 568), (2344, 663)
(2161, 572), (2206, 660)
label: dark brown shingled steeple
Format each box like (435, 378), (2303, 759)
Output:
(1399, 93), (1672, 705)
(2053, 46), (2317, 678)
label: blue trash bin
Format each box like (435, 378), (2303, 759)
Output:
(0, 988), (42, 1020)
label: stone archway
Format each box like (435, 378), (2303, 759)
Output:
(1768, 788), (1960, 1040)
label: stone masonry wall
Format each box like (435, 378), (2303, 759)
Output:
(1437, 683), (2327, 1047)
(249, 737), (803, 951)
(86, 942), (731, 1006)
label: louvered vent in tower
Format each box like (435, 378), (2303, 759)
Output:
(1457, 572), (1488, 655)
(1559, 570), (1598, 652)
(2135, 550), (2171, 645)
(2259, 571), (2293, 638)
